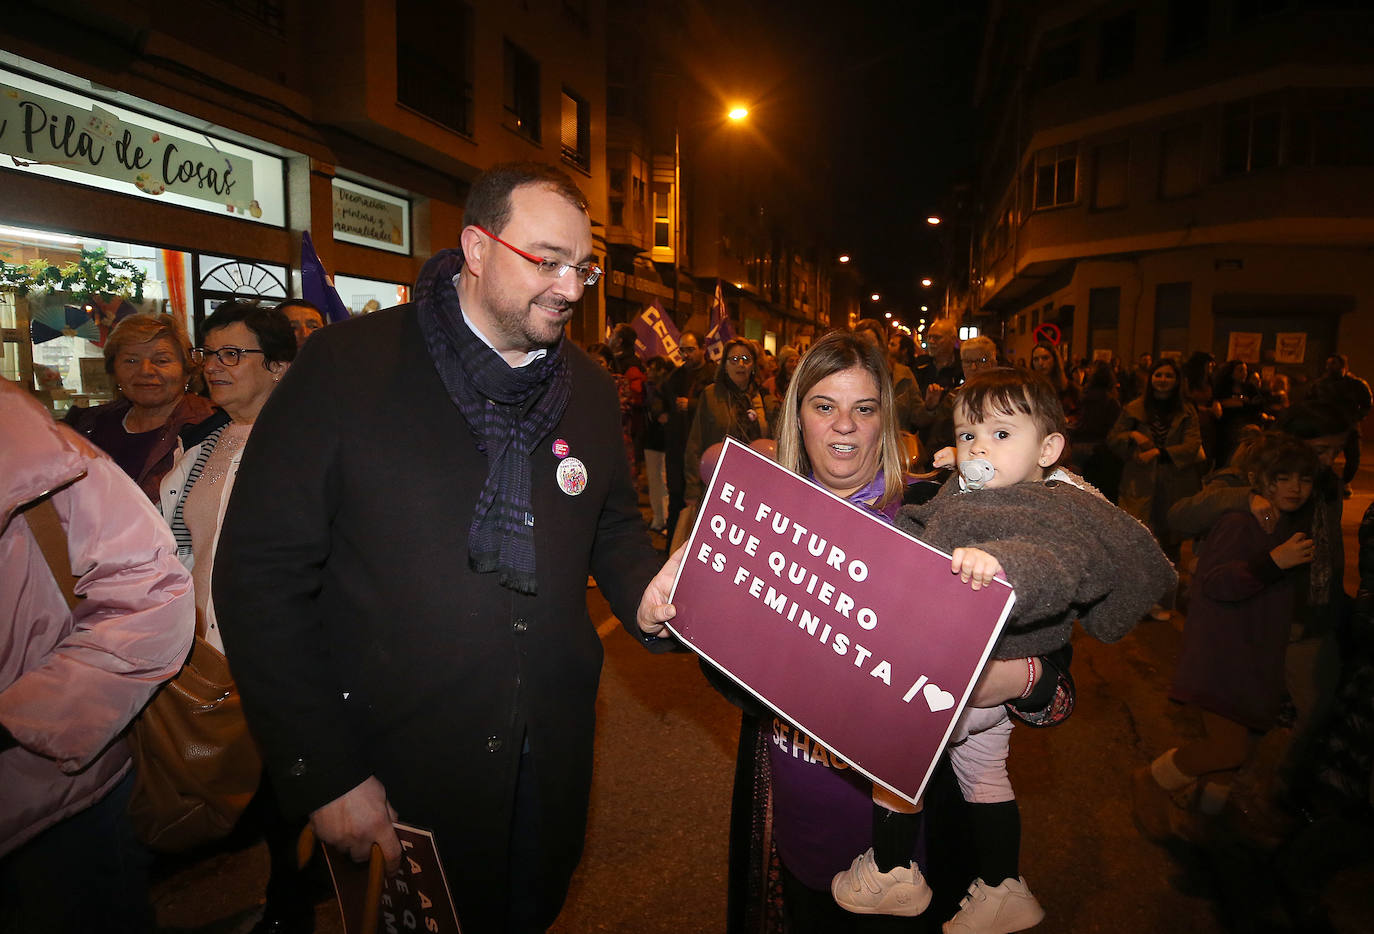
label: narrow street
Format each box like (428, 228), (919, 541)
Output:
(152, 458), (1374, 934)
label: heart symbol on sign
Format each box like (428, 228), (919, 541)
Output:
(923, 683), (955, 712)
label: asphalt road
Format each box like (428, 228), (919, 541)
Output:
(152, 470), (1374, 934)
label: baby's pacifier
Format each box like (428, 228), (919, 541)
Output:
(959, 458), (996, 491)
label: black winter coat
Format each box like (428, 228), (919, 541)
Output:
(214, 306), (667, 932)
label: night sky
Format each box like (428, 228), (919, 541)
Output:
(695, 0), (986, 316)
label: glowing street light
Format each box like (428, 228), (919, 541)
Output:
(884, 312), (892, 319)
(870, 293), (881, 302)
(728, 106), (750, 121)
(920, 305), (928, 312)
(921, 278), (933, 288)
(838, 254), (851, 264)
(926, 216), (942, 226)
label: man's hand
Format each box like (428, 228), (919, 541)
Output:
(637, 544), (686, 637)
(1130, 430), (1151, 448)
(310, 776), (402, 873)
(1136, 447), (1159, 464)
(1271, 532), (1315, 570)
(923, 384), (945, 409)
(1250, 492), (1277, 533)
(950, 547), (1004, 591)
(676, 396), (690, 412)
(931, 446), (956, 469)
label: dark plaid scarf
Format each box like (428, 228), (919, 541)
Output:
(415, 248), (571, 594)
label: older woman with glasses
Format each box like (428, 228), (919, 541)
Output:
(64, 313), (218, 501)
(156, 301), (307, 933)
(683, 337), (770, 506)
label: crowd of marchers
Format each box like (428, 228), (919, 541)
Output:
(3, 159), (1372, 934)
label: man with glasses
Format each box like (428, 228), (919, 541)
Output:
(214, 163), (681, 933)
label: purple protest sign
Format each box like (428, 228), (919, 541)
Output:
(668, 439), (1016, 803)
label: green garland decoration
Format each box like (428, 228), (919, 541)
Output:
(0, 246), (148, 305)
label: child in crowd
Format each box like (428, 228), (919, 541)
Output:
(831, 368), (1175, 934)
(1133, 432), (1319, 843)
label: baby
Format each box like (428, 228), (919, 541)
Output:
(832, 367), (1175, 934)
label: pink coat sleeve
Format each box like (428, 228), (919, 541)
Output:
(0, 449), (195, 774)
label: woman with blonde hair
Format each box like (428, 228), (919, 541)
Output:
(64, 313), (217, 501)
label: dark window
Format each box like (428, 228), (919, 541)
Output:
(503, 40), (540, 142)
(1289, 89), (1374, 166)
(653, 186), (670, 248)
(1033, 145), (1077, 209)
(1092, 140), (1129, 209)
(1036, 39), (1082, 89)
(1221, 97), (1282, 176)
(610, 199), (624, 226)
(1233, 0), (1292, 28)
(1159, 124), (1202, 197)
(1164, 0), (1210, 60)
(1097, 12), (1136, 81)
(397, 0), (473, 135)
(560, 88), (590, 170)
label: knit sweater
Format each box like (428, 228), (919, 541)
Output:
(896, 474), (1176, 658)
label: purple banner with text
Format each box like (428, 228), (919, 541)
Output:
(668, 439), (1016, 803)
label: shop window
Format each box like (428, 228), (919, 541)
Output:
(1221, 98), (1282, 176)
(1164, 0), (1210, 60)
(397, 0), (473, 136)
(1033, 145), (1077, 209)
(1155, 282), (1191, 358)
(195, 254), (288, 334)
(1092, 140), (1129, 209)
(561, 88), (591, 171)
(504, 41), (541, 142)
(1159, 124), (1202, 198)
(332, 273), (411, 316)
(1089, 286), (1120, 358)
(1097, 11), (1136, 81)
(0, 229), (188, 412)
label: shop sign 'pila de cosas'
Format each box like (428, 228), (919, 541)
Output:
(0, 82), (257, 213)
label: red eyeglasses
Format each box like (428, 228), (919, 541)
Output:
(474, 225), (603, 286)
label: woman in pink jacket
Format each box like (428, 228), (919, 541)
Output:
(0, 379), (195, 934)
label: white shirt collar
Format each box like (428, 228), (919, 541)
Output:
(457, 280), (549, 369)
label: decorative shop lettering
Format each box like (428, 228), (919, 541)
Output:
(332, 185), (405, 246)
(0, 83), (256, 211)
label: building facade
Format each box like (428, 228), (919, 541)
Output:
(970, 0), (1374, 384)
(1, 0), (609, 401)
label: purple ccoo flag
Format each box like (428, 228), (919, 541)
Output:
(301, 231), (352, 323)
(704, 280), (735, 362)
(631, 299), (684, 365)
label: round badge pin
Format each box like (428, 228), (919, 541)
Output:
(557, 457), (588, 496)
(552, 438), (570, 458)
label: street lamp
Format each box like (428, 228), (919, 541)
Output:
(728, 106), (749, 121)
(838, 254), (851, 264)
(870, 293), (881, 302)
(921, 278), (933, 288)
(926, 216), (941, 226)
